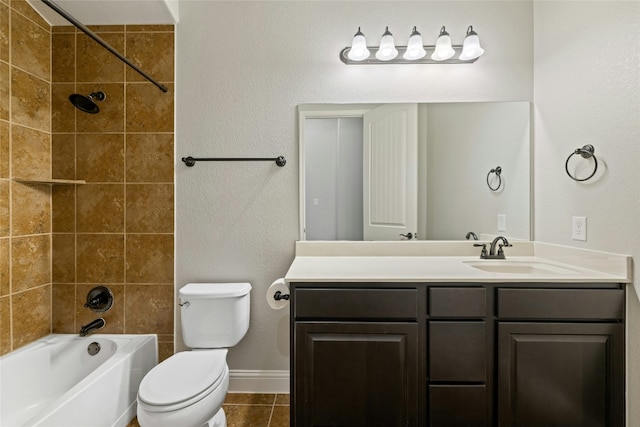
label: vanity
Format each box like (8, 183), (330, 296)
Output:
(285, 241), (631, 427)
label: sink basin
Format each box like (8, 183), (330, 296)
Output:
(463, 260), (579, 275)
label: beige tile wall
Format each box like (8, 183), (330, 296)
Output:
(50, 24), (175, 360)
(0, 0), (175, 358)
(0, 0), (53, 356)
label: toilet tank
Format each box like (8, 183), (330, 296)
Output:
(179, 283), (251, 348)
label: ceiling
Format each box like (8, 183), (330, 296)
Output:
(27, 0), (179, 26)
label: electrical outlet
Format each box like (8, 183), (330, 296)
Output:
(497, 214), (506, 232)
(572, 216), (587, 241)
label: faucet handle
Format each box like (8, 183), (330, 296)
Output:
(497, 242), (513, 256)
(84, 286), (114, 313)
(473, 243), (488, 258)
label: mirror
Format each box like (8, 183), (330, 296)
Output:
(299, 102), (531, 241)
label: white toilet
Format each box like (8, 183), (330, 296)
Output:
(137, 282), (252, 427)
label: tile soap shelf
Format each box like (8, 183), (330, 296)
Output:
(12, 178), (86, 185)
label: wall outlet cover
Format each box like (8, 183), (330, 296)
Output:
(497, 214), (506, 232)
(572, 216), (587, 241)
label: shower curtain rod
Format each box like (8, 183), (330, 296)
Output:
(41, 0), (169, 93)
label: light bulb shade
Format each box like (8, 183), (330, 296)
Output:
(347, 27), (370, 61)
(459, 26), (485, 60)
(375, 27), (398, 61)
(431, 26), (455, 61)
(403, 26), (427, 60)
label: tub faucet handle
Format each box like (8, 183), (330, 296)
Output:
(84, 286), (114, 312)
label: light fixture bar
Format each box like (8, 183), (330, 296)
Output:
(340, 45), (478, 65)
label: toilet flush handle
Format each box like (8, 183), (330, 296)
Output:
(178, 301), (190, 308)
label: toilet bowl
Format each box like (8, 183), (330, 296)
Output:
(136, 282), (251, 427)
(137, 349), (229, 427)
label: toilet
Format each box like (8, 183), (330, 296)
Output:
(137, 282), (252, 427)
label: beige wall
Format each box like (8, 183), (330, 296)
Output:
(175, 4), (639, 412)
(174, 1), (534, 372)
(532, 2), (640, 423)
(0, 0), (176, 359)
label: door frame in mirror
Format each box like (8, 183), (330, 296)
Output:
(298, 104), (380, 240)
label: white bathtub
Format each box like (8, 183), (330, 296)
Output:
(0, 334), (157, 427)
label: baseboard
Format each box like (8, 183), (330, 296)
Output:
(228, 369), (290, 394)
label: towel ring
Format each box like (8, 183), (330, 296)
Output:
(565, 145), (598, 182)
(486, 166), (502, 191)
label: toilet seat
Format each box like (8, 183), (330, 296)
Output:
(138, 349), (228, 413)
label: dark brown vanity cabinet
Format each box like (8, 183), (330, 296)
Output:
(292, 285), (422, 427)
(290, 282), (625, 427)
(428, 287), (489, 427)
(295, 322), (419, 426)
(496, 288), (625, 427)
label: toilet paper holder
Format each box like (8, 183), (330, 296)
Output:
(274, 291), (290, 301)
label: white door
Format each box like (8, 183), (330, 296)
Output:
(363, 103), (418, 240)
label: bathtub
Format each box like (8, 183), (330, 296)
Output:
(0, 334), (157, 427)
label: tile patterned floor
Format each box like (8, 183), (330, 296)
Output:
(127, 393), (290, 427)
(223, 393), (290, 427)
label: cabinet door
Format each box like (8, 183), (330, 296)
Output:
(429, 321), (486, 382)
(429, 385), (487, 427)
(294, 322), (418, 427)
(498, 322), (624, 427)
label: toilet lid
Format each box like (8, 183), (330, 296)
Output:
(138, 350), (227, 407)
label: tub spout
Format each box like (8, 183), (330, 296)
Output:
(79, 318), (105, 337)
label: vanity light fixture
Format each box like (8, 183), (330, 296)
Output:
(347, 27), (370, 61)
(375, 27), (398, 61)
(403, 26), (427, 60)
(459, 26), (485, 60)
(431, 26), (455, 61)
(340, 25), (485, 65)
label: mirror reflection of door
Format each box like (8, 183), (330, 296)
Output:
(303, 104), (419, 241)
(304, 117), (364, 240)
(363, 103), (418, 240)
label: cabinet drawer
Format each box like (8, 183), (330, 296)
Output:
(429, 321), (486, 382)
(429, 385), (487, 427)
(429, 287), (486, 318)
(497, 288), (624, 320)
(294, 288), (418, 320)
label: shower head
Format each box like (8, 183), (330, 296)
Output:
(69, 91), (106, 114)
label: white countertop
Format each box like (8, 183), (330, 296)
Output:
(284, 241), (632, 284)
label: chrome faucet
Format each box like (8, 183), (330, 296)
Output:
(79, 318), (105, 337)
(465, 231), (479, 240)
(474, 236), (512, 259)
